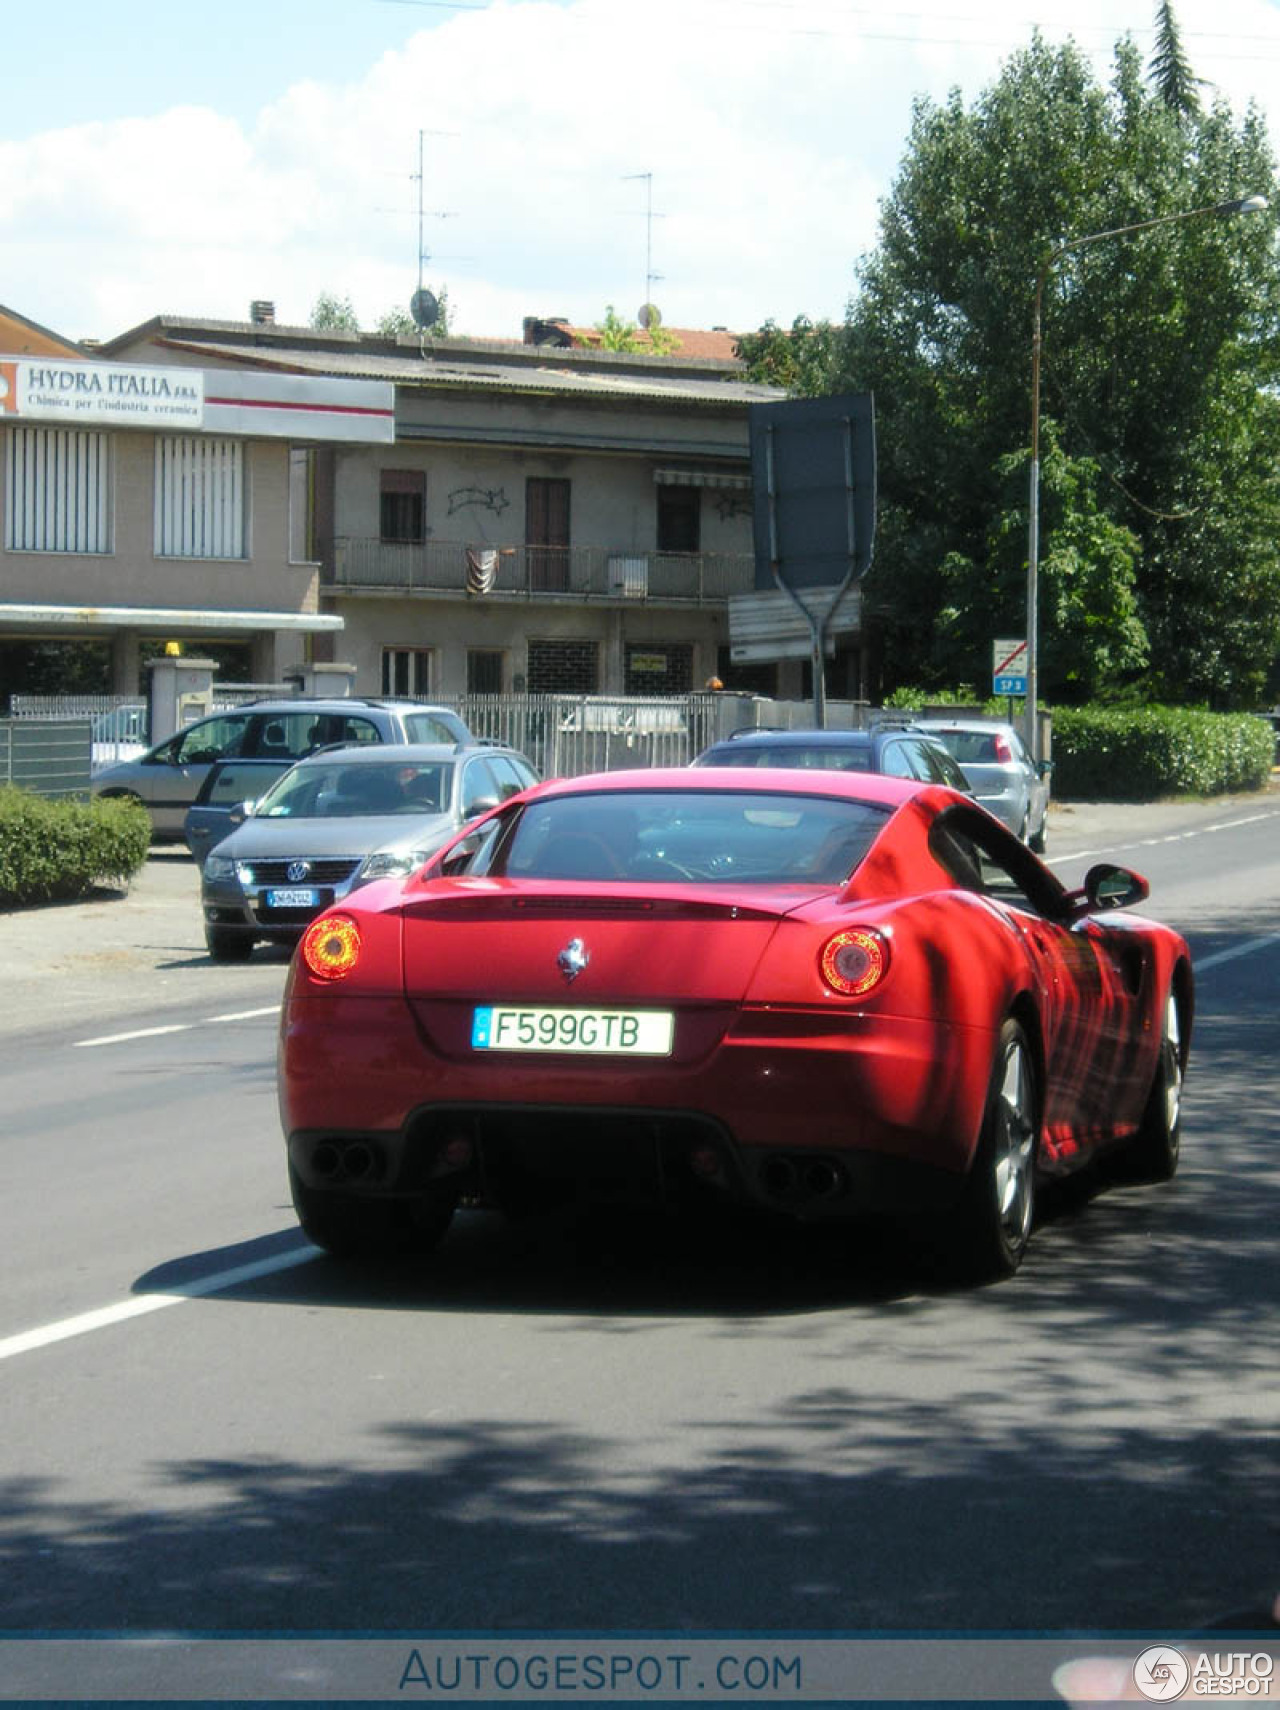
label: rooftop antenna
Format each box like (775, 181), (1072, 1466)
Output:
(623, 171), (664, 327)
(410, 127), (458, 334)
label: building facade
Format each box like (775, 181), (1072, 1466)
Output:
(101, 312), (798, 700)
(0, 326), (395, 695)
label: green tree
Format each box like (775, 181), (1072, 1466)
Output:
(376, 285), (452, 338)
(310, 292), (360, 333)
(735, 315), (846, 393)
(593, 305), (681, 354)
(820, 30), (1280, 705)
(376, 306), (416, 337)
(1148, 0), (1201, 120)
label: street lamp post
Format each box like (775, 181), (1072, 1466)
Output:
(1025, 194), (1267, 765)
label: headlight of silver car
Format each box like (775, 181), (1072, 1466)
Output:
(203, 855), (239, 882)
(359, 849), (431, 880)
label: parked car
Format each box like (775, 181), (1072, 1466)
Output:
(201, 741), (539, 961)
(92, 697), (471, 841)
(912, 717), (1051, 851)
(278, 766), (1191, 1282)
(184, 757), (299, 868)
(692, 724), (973, 792)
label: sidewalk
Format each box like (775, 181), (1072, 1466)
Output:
(1, 786), (1274, 1040)
(0, 852), (290, 1039)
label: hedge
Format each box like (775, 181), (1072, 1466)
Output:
(1047, 706), (1273, 800)
(885, 691), (1273, 800)
(0, 787), (152, 908)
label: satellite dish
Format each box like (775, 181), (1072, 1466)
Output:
(638, 302), (662, 330)
(411, 288), (440, 330)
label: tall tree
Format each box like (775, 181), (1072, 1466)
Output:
(740, 31), (1280, 706)
(1148, 0), (1201, 120)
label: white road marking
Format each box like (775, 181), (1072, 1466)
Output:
(1194, 934), (1280, 973)
(74, 1023), (191, 1048)
(1043, 810), (1280, 976)
(75, 1005), (279, 1048)
(1045, 807), (1280, 868)
(0, 1245), (315, 1363)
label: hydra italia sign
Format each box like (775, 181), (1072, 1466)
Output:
(0, 356), (204, 427)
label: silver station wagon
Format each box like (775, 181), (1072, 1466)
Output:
(91, 697), (470, 840)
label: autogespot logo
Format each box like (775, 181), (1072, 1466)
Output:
(1134, 1646), (1192, 1701)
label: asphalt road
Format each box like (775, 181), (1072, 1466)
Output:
(1, 792), (1277, 1671)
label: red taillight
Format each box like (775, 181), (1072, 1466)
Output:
(820, 927), (889, 997)
(300, 914), (362, 981)
(993, 735), (1013, 762)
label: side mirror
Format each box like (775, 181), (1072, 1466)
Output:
(1038, 759), (1054, 779)
(229, 799), (256, 825)
(1077, 862), (1149, 913)
(463, 793), (501, 821)
(1059, 861), (1148, 916)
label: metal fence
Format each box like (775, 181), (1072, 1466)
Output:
(0, 719), (94, 798)
(434, 693), (873, 776)
(6, 689), (878, 786)
(332, 539), (755, 605)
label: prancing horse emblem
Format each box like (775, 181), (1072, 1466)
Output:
(558, 937), (589, 983)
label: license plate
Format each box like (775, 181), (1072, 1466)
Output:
(265, 887), (318, 908)
(471, 1005), (674, 1056)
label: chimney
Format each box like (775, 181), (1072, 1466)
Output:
(522, 316), (575, 349)
(249, 300), (276, 325)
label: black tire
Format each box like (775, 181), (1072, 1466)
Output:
(289, 1164), (455, 1262)
(206, 924), (254, 962)
(951, 1019), (1039, 1280)
(1122, 988), (1185, 1181)
(1029, 819), (1047, 855)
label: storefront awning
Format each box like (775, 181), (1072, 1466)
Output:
(652, 467), (752, 491)
(0, 603), (344, 635)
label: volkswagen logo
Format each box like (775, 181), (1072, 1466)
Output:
(286, 860), (312, 883)
(557, 937), (589, 983)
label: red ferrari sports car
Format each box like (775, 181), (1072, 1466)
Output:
(277, 768), (1192, 1279)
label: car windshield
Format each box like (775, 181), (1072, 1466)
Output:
(255, 761), (453, 818)
(492, 790), (889, 884)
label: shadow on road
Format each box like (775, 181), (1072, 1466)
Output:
(2, 993), (1274, 1636)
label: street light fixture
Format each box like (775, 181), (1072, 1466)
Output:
(1025, 193), (1268, 764)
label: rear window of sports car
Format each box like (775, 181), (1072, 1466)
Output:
(491, 791), (890, 885)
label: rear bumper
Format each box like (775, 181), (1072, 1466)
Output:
(279, 993), (994, 1221)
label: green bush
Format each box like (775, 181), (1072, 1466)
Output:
(1049, 706), (1273, 801)
(0, 787), (151, 907)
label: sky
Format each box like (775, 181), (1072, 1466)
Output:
(5, 0), (1280, 346)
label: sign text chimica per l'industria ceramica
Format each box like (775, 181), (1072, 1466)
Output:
(0, 356), (204, 428)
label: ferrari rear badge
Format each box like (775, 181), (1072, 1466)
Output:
(558, 937), (589, 983)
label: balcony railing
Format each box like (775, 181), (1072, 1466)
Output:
(330, 538), (755, 605)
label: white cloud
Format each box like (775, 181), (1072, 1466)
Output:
(3, 0), (1280, 343)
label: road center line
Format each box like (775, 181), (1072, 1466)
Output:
(75, 1005), (279, 1048)
(1046, 807), (1280, 867)
(1194, 933), (1280, 973)
(0, 1245), (315, 1363)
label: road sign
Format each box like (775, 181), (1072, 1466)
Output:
(992, 637), (1028, 697)
(749, 394), (877, 592)
(728, 586), (861, 663)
